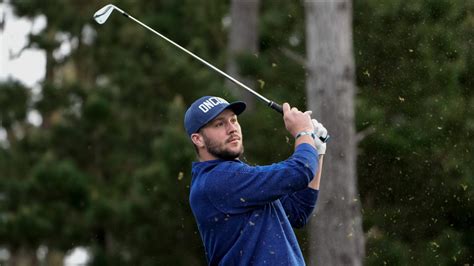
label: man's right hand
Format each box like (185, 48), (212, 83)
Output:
(282, 103), (314, 138)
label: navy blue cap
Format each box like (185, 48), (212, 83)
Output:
(184, 96), (246, 136)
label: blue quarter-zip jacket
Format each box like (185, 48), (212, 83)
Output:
(190, 143), (319, 265)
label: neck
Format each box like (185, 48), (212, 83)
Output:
(198, 149), (219, 161)
(198, 150), (238, 162)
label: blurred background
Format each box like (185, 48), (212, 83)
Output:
(0, 0), (472, 265)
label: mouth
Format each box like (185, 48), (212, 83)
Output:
(227, 136), (241, 144)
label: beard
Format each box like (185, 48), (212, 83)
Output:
(202, 133), (244, 160)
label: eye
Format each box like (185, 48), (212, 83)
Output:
(231, 117), (238, 124)
(215, 122), (224, 127)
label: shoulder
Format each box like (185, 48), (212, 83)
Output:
(192, 160), (248, 179)
(210, 160), (250, 176)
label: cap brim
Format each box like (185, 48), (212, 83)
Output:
(225, 101), (246, 116)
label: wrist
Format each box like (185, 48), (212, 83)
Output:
(295, 131), (316, 140)
(293, 127), (314, 138)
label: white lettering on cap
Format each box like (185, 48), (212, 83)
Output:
(198, 97), (229, 113)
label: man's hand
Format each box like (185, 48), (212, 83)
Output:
(312, 119), (327, 155)
(282, 103), (313, 137)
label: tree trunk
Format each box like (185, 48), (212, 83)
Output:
(304, 0), (365, 265)
(45, 249), (64, 266)
(8, 247), (38, 266)
(226, 0), (260, 110)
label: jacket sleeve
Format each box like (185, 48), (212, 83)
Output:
(204, 143), (318, 214)
(280, 188), (319, 228)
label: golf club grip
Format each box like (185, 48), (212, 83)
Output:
(268, 101), (330, 143)
(320, 135), (330, 143)
(268, 101), (283, 114)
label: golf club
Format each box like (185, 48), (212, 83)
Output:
(93, 4), (330, 143)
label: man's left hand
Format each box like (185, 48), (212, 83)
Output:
(312, 119), (327, 155)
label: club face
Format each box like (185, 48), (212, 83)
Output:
(93, 4), (115, 24)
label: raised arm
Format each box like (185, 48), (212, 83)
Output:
(281, 119), (328, 227)
(308, 155), (324, 190)
(308, 118), (327, 190)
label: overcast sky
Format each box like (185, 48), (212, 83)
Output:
(0, 2), (46, 87)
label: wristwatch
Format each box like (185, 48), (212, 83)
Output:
(295, 131), (316, 140)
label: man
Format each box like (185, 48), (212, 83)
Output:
(184, 96), (327, 265)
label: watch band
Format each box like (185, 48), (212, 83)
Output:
(295, 131), (316, 140)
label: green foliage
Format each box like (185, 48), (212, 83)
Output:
(0, 80), (29, 129)
(365, 236), (410, 265)
(355, 0), (474, 264)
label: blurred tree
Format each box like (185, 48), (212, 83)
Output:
(304, 0), (365, 265)
(354, 0), (474, 264)
(2, 0), (218, 264)
(225, 0), (260, 111)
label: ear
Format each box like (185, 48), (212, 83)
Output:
(191, 133), (205, 148)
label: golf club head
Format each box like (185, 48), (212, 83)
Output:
(93, 4), (116, 24)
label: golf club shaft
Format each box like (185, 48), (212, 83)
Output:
(113, 8), (283, 114)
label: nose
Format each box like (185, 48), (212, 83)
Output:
(227, 121), (238, 134)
